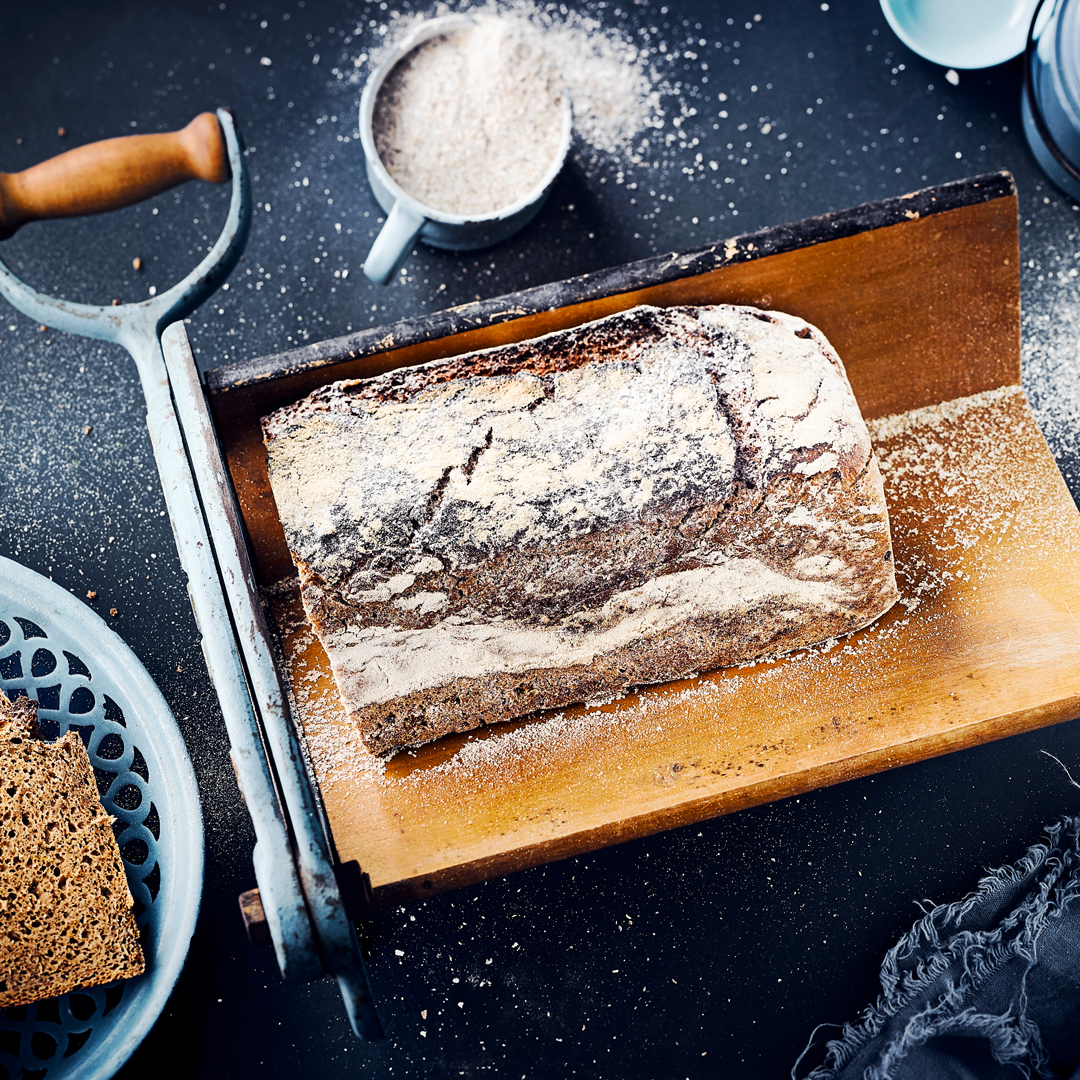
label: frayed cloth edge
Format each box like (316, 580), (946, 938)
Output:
(794, 816), (1080, 1080)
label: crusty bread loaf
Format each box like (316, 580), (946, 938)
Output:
(263, 304), (898, 755)
(0, 690), (145, 1006)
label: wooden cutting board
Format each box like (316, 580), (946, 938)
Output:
(208, 172), (1080, 907)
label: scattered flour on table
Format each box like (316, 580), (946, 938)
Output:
(373, 18), (565, 215)
(283, 383), (1078, 794)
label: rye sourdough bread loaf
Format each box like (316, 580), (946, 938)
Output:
(263, 304), (898, 756)
(0, 689), (145, 1006)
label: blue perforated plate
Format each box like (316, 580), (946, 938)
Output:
(0, 556), (203, 1080)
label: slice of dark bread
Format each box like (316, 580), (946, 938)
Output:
(263, 304), (898, 756)
(0, 690), (145, 1007)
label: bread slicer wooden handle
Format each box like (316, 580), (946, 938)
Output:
(0, 112), (229, 240)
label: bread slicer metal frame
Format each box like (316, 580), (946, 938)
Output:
(0, 109), (381, 1041)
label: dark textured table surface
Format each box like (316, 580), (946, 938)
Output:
(3, 1), (1080, 1077)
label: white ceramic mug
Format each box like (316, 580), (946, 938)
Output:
(358, 15), (573, 285)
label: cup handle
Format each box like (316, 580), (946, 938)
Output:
(363, 201), (425, 284)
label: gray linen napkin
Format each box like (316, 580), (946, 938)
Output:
(794, 816), (1080, 1080)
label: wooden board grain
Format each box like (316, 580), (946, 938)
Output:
(208, 176), (1080, 907)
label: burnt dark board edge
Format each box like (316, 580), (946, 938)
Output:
(205, 171), (1015, 395)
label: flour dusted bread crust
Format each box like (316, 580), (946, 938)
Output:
(263, 304), (898, 755)
(0, 690), (144, 1006)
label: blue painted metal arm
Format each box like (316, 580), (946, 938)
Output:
(161, 320), (382, 1039)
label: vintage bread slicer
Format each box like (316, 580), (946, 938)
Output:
(0, 112), (382, 1039)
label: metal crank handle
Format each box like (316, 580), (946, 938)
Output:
(0, 112), (229, 240)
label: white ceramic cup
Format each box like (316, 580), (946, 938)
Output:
(880, 0), (1042, 69)
(359, 15), (573, 285)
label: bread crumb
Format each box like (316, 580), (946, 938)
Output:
(86, 589), (97, 599)
(109, 607), (118, 616)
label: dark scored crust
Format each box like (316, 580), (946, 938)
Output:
(263, 304), (898, 756)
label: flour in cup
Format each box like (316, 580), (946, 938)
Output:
(373, 17), (565, 216)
